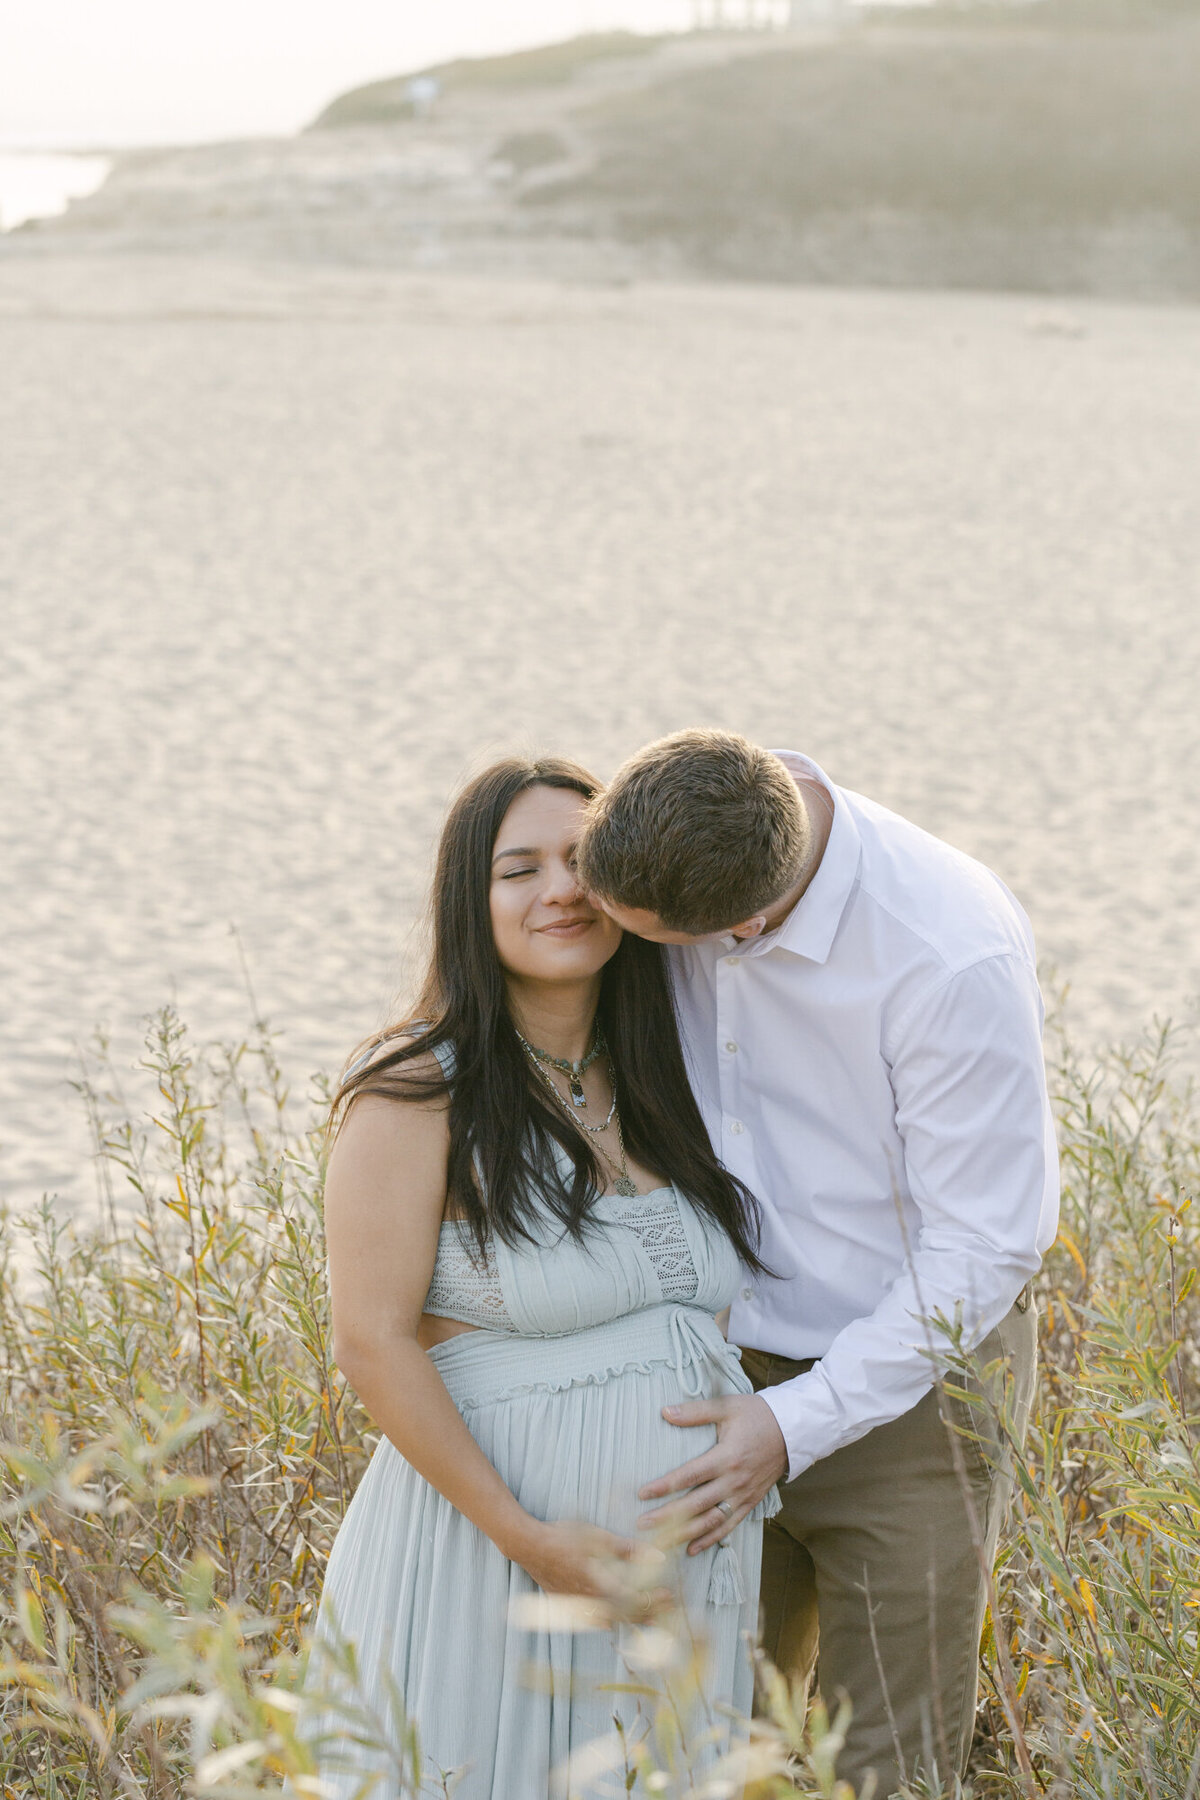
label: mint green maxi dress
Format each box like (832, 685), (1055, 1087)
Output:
(308, 1049), (779, 1799)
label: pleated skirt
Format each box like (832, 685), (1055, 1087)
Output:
(306, 1304), (770, 1799)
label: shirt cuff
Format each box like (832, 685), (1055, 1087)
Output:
(758, 1364), (849, 1482)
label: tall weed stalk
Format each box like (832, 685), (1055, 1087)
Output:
(967, 1023), (1200, 1800)
(0, 1008), (1195, 1796)
(0, 1008), (372, 1795)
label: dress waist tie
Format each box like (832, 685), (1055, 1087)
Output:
(665, 1307), (758, 1608)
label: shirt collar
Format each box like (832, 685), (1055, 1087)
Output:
(721, 751), (862, 965)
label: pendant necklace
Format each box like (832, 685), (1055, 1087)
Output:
(515, 1024), (603, 1108)
(596, 1118), (639, 1199)
(518, 1035), (638, 1197)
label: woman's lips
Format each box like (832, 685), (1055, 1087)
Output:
(537, 919), (594, 937)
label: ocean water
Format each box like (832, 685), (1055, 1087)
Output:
(1, 259), (1198, 1212)
(0, 152), (112, 232)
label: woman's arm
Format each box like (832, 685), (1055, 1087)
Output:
(324, 1087), (647, 1603)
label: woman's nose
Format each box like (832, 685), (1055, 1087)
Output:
(543, 860), (583, 903)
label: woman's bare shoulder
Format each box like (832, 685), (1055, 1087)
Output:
(327, 1066), (450, 1225)
(332, 1038), (449, 1167)
(343, 1031), (449, 1102)
(347, 1026), (447, 1077)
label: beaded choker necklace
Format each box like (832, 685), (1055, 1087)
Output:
(514, 1025), (603, 1108)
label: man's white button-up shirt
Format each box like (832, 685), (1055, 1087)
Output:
(667, 751), (1060, 1481)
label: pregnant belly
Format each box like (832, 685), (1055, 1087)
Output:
(428, 1307), (739, 1536)
(478, 1360), (718, 1538)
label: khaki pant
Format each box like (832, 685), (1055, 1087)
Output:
(742, 1297), (1037, 1798)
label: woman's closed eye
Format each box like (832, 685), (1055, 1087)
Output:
(500, 867), (538, 880)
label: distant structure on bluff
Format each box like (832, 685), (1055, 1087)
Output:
(689, 0), (850, 25)
(787, 0), (850, 18)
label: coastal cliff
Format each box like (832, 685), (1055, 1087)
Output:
(6, 14), (1200, 301)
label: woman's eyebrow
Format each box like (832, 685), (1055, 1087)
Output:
(492, 845), (539, 864)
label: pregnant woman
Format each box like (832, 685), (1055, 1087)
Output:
(307, 756), (778, 1798)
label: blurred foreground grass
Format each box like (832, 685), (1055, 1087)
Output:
(0, 1006), (1196, 1796)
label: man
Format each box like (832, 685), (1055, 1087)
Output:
(576, 729), (1058, 1796)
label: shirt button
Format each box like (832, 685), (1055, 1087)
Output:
(724, 1040), (738, 1054)
(740, 1287), (753, 1302)
(728, 1120), (744, 1135)
(724, 956), (739, 968)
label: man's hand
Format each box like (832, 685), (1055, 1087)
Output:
(637, 1393), (788, 1554)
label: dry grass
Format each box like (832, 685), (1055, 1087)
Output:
(529, 19), (1200, 296)
(37, 20), (1200, 297)
(311, 33), (669, 129)
(0, 1004), (1196, 1795)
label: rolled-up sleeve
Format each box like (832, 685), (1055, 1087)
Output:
(760, 952), (1060, 1480)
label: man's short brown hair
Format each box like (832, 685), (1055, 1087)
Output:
(578, 729), (810, 936)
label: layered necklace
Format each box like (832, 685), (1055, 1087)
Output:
(514, 1024), (603, 1109)
(515, 1025), (638, 1198)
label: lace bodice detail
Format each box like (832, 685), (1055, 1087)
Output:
(425, 1231), (514, 1329)
(423, 1187), (700, 1329)
(610, 1189), (699, 1301)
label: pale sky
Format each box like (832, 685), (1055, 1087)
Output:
(0, 1), (701, 148)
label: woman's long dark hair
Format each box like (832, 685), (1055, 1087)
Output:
(330, 757), (766, 1273)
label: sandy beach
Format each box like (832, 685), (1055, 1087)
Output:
(2, 250), (1198, 1209)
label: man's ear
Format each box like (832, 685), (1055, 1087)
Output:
(730, 915), (768, 940)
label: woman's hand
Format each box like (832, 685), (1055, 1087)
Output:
(514, 1520), (671, 1621)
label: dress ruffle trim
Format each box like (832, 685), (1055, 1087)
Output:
(451, 1347), (711, 1411)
